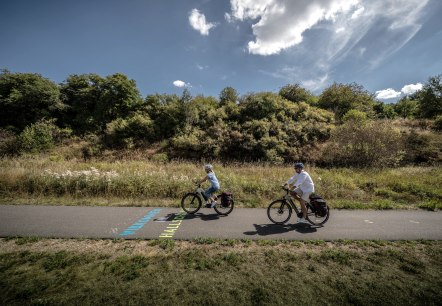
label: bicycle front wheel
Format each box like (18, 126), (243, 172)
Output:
(181, 193), (202, 214)
(267, 200), (292, 225)
(306, 204), (330, 226)
(214, 199), (234, 216)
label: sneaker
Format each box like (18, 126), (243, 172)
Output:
(297, 217), (308, 224)
(210, 201), (216, 208)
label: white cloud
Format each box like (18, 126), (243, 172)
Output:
(335, 27), (345, 33)
(189, 9), (216, 35)
(173, 80), (190, 88)
(228, 0), (430, 92)
(351, 6), (365, 19)
(196, 64), (209, 70)
(229, 0), (359, 55)
(401, 82), (423, 95)
(375, 88), (401, 99)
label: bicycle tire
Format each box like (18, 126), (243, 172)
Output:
(181, 193), (202, 214)
(214, 199), (234, 216)
(267, 200), (292, 225)
(306, 204), (330, 226)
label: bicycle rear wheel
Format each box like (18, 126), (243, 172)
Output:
(267, 200), (292, 225)
(214, 199), (234, 216)
(181, 193), (202, 214)
(306, 203), (330, 226)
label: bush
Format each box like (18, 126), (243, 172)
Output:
(321, 120), (405, 167)
(342, 109), (368, 122)
(404, 130), (442, 164)
(433, 115), (442, 131)
(18, 120), (58, 153)
(0, 129), (19, 156)
(104, 113), (154, 149)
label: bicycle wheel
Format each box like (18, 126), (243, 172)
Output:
(267, 200), (292, 225)
(306, 203), (330, 226)
(214, 199), (234, 216)
(181, 193), (202, 214)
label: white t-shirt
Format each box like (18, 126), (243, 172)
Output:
(287, 171), (314, 193)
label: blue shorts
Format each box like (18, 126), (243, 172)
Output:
(204, 186), (219, 199)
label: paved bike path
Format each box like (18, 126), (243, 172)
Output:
(0, 205), (441, 240)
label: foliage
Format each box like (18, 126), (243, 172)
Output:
(169, 92), (334, 162)
(219, 86), (238, 105)
(322, 120), (405, 167)
(433, 115), (442, 131)
(104, 113), (154, 149)
(373, 101), (396, 119)
(342, 109), (368, 122)
(60, 73), (143, 134)
(18, 120), (60, 153)
(394, 97), (418, 118)
(318, 82), (376, 120)
(278, 83), (315, 104)
(417, 74), (442, 118)
(403, 130), (442, 164)
(144, 93), (185, 141)
(0, 69), (63, 131)
(0, 128), (19, 156)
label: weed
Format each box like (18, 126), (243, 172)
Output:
(14, 236), (41, 245)
(159, 239), (175, 251)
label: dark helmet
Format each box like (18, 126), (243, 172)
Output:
(294, 162), (304, 169)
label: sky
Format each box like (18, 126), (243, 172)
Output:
(1, 0), (441, 102)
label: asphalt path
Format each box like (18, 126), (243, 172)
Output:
(0, 205), (441, 240)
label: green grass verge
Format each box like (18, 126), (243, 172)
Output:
(1, 238), (441, 305)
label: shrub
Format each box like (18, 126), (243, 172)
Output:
(433, 115), (442, 131)
(18, 120), (58, 153)
(321, 120), (405, 167)
(104, 113), (154, 148)
(0, 129), (19, 156)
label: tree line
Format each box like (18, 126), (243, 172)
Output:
(0, 69), (441, 166)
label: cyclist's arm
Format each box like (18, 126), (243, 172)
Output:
(196, 175), (208, 185)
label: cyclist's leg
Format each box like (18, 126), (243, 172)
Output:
(299, 191), (313, 219)
(204, 186), (217, 205)
(291, 187), (308, 219)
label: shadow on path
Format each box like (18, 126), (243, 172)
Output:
(183, 212), (223, 221)
(244, 223), (317, 236)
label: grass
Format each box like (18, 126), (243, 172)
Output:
(0, 238), (441, 305)
(0, 155), (441, 209)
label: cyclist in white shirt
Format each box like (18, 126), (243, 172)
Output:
(283, 163), (314, 223)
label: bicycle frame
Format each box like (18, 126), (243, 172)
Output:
(281, 189), (305, 218)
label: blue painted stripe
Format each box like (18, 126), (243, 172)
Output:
(119, 208), (162, 237)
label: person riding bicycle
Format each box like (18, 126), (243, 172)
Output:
(283, 162), (314, 224)
(195, 164), (220, 208)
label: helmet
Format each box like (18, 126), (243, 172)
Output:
(294, 162), (304, 169)
(204, 164), (213, 170)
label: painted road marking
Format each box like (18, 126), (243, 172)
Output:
(409, 220), (420, 224)
(119, 208), (162, 237)
(159, 210), (187, 239)
(364, 219), (374, 224)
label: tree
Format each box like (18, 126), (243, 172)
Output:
(393, 97), (418, 118)
(418, 74), (442, 118)
(60, 73), (143, 134)
(279, 84), (314, 104)
(318, 82), (375, 120)
(0, 70), (63, 131)
(219, 86), (238, 106)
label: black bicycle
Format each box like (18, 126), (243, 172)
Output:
(181, 184), (234, 216)
(267, 187), (330, 226)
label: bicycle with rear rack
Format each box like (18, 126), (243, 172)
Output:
(181, 183), (234, 216)
(267, 187), (330, 226)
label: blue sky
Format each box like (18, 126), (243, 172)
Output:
(1, 0), (441, 102)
